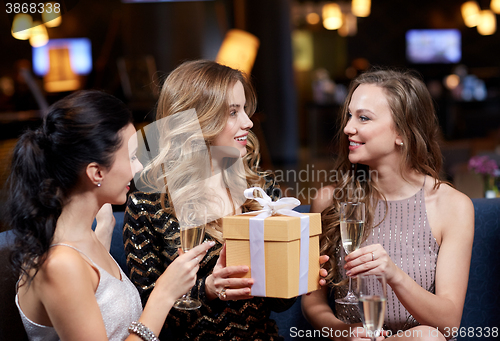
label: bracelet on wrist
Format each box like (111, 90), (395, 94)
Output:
(128, 321), (159, 341)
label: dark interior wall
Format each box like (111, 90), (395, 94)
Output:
(121, 1), (222, 74)
(246, 0), (299, 167)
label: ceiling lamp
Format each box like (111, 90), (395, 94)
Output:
(216, 29), (260, 76)
(352, 0), (371, 17)
(491, 0), (500, 14)
(322, 3), (342, 30)
(338, 13), (357, 37)
(44, 47), (80, 92)
(42, 2), (62, 27)
(11, 14), (32, 40)
(29, 22), (49, 47)
(461, 1), (480, 27)
(477, 9), (496, 35)
(306, 12), (321, 25)
(444, 74), (460, 90)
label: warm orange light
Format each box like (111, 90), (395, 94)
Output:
(338, 13), (357, 37)
(461, 1), (480, 27)
(216, 29), (260, 75)
(322, 3), (342, 30)
(491, 0), (500, 14)
(42, 2), (62, 27)
(444, 74), (460, 90)
(306, 12), (321, 25)
(11, 14), (32, 40)
(352, 0), (371, 17)
(29, 22), (48, 47)
(477, 9), (496, 35)
(44, 47), (80, 92)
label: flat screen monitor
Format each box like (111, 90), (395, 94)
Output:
(406, 29), (461, 64)
(32, 38), (92, 76)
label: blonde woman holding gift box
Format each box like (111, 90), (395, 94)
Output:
(123, 60), (328, 340)
(302, 69), (474, 341)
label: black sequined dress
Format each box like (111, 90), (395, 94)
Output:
(123, 188), (295, 341)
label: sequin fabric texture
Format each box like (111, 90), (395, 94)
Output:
(123, 189), (295, 341)
(332, 182), (439, 334)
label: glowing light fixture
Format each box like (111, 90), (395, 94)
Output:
(477, 9), (496, 35)
(338, 13), (357, 37)
(44, 47), (80, 92)
(216, 29), (259, 75)
(444, 74), (460, 90)
(29, 22), (49, 47)
(322, 3), (342, 30)
(491, 0), (500, 14)
(11, 14), (32, 40)
(461, 1), (480, 27)
(292, 30), (313, 71)
(42, 2), (62, 27)
(306, 12), (321, 25)
(352, 0), (371, 17)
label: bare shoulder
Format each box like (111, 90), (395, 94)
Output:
(434, 182), (474, 216)
(427, 181), (474, 238)
(38, 246), (96, 289)
(311, 185), (335, 214)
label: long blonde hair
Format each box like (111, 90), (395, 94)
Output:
(142, 60), (269, 241)
(321, 68), (444, 285)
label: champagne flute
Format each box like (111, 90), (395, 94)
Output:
(173, 203), (207, 310)
(357, 274), (387, 341)
(335, 201), (365, 304)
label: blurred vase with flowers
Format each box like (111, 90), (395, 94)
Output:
(468, 155), (500, 198)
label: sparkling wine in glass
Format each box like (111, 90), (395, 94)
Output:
(335, 201), (365, 304)
(357, 274), (387, 341)
(173, 203), (206, 310)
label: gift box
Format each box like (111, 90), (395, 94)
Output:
(223, 212), (322, 299)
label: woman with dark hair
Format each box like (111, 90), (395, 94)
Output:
(302, 69), (474, 340)
(9, 90), (213, 341)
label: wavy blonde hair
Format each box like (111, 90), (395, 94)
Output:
(142, 60), (269, 242)
(321, 68), (445, 285)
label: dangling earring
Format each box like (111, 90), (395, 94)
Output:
(97, 182), (101, 187)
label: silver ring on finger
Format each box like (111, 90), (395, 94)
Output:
(371, 252), (375, 262)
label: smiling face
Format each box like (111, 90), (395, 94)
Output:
(343, 84), (403, 167)
(212, 80), (253, 157)
(101, 124), (143, 204)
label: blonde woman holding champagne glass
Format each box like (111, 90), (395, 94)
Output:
(302, 68), (474, 341)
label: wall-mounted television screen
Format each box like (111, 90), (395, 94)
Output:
(406, 29), (461, 64)
(32, 38), (92, 76)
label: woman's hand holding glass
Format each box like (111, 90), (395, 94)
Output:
(156, 241), (215, 305)
(344, 244), (402, 285)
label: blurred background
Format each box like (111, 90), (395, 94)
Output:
(1, 0), (500, 231)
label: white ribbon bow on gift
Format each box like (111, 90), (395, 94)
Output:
(242, 187), (310, 297)
(243, 187), (301, 216)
